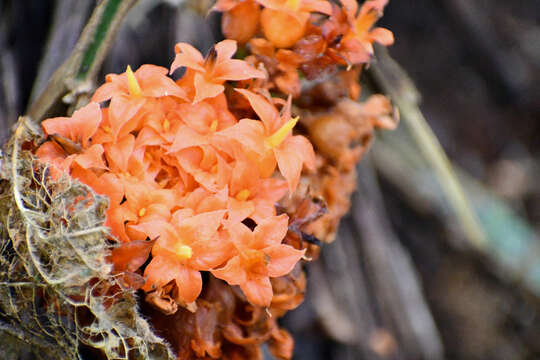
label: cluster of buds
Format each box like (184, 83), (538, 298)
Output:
(35, 0), (395, 358)
(214, 0), (393, 98)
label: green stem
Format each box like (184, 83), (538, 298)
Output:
(27, 0), (138, 123)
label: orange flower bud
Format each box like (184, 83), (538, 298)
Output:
(261, 8), (308, 48)
(221, 0), (261, 44)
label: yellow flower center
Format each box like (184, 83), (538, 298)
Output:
(265, 116), (299, 149)
(138, 208), (147, 217)
(126, 65), (142, 96)
(175, 244), (193, 260)
(210, 119), (218, 132)
(163, 118), (170, 131)
(285, 0), (301, 11)
(103, 125), (112, 134)
(236, 189), (251, 201)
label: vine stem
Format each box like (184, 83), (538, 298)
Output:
(27, 0), (138, 123)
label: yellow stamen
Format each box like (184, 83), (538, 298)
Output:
(175, 244), (193, 260)
(236, 189), (251, 201)
(138, 208), (146, 217)
(103, 125), (112, 134)
(265, 116), (299, 149)
(163, 118), (170, 131)
(285, 0), (301, 11)
(126, 65), (142, 96)
(210, 119), (218, 132)
(145, 152), (153, 161)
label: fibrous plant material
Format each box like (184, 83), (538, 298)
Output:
(0, 119), (174, 359)
(0, 0), (396, 358)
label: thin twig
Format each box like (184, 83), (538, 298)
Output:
(369, 46), (488, 250)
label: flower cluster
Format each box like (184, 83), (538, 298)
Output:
(35, 1), (396, 358)
(214, 0), (393, 97)
(37, 39), (315, 308)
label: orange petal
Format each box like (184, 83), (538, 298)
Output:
(167, 125), (208, 153)
(211, 256), (247, 285)
(370, 27), (394, 46)
(227, 197), (255, 224)
(175, 210), (227, 244)
(73, 144), (107, 170)
(124, 182), (177, 212)
(36, 141), (66, 162)
(230, 152), (259, 196)
(92, 80), (124, 103)
(265, 244), (305, 277)
(214, 39), (238, 63)
(251, 199), (277, 224)
(274, 135), (315, 194)
(108, 94), (145, 141)
(108, 203), (138, 242)
(301, 0), (333, 15)
(42, 102), (101, 147)
(131, 220), (176, 249)
(174, 264), (203, 303)
(95, 173), (125, 206)
(104, 134), (135, 172)
(193, 73), (225, 103)
(213, 59), (265, 82)
(234, 89), (279, 132)
(216, 118), (267, 155)
(253, 214), (289, 248)
(135, 64), (188, 100)
(240, 276), (273, 307)
(257, 177), (288, 202)
(73, 169), (124, 207)
(226, 221), (255, 250)
(110, 239), (154, 272)
(189, 231), (234, 271)
(341, 38), (372, 64)
(171, 43), (205, 74)
(142, 254), (202, 303)
(178, 101), (216, 132)
(340, 0), (358, 23)
(134, 126), (165, 148)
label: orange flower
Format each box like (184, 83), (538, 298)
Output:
(92, 64), (187, 102)
(211, 214), (305, 306)
(170, 40), (265, 103)
(226, 149), (288, 223)
(340, 0), (394, 64)
(257, 0), (332, 48)
(214, 0), (262, 44)
(219, 89), (315, 193)
(38, 102), (108, 176)
(42, 102), (101, 148)
(92, 66), (188, 144)
(108, 181), (177, 243)
(135, 209), (232, 303)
